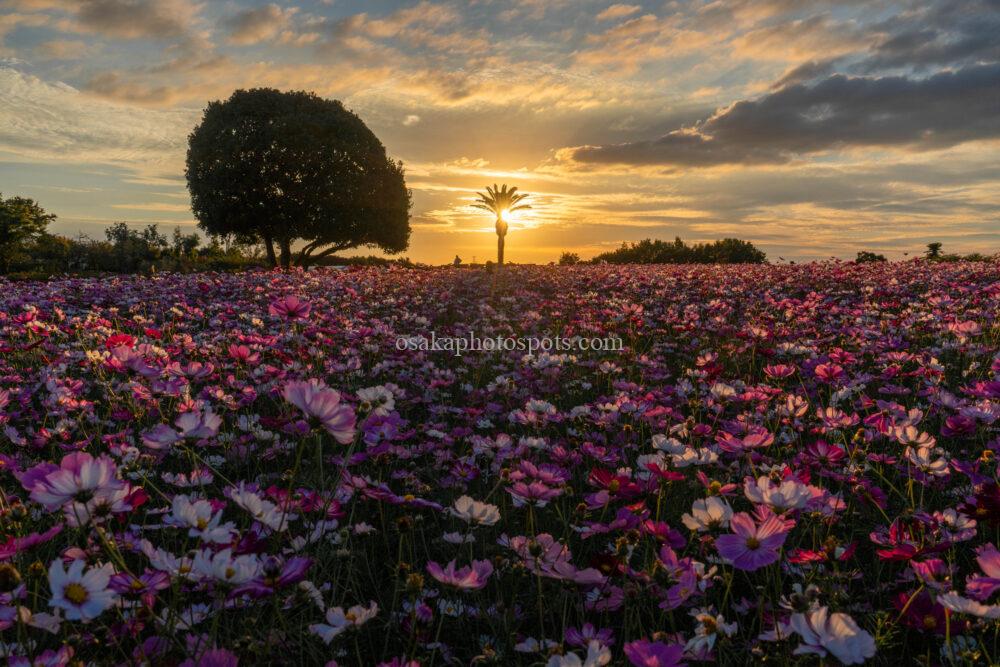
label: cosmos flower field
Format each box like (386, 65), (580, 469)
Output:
(1, 262), (999, 666)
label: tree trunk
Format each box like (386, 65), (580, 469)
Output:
(262, 234), (277, 268)
(497, 233), (505, 266)
(279, 239), (291, 269)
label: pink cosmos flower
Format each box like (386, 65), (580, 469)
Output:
(269, 295), (311, 320)
(283, 379), (356, 443)
(623, 639), (685, 667)
(715, 511), (791, 571)
(967, 543), (1000, 601)
(175, 409), (222, 440)
(426, 559), (493, 590)
(26, 453), (124, 512)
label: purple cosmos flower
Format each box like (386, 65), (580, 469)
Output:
(623, 639), (686, 667)
(715, 511), (791, 571)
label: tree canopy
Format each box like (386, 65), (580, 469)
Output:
(185, 88), (411, 268)
(0, 194), (56, 273)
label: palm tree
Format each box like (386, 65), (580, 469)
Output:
(472, 184), (530, 266)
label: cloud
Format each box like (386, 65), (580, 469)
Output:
(223, 3), (297, 45)
(596, 4), (641, 21)
(110, 202), (190, 211)
(402, 114), (420, 126)
(0, 67), (195, 176)
(861, 0), (1000, 72)
(729, 14), (870, 61)
(566, 64), (1000, 167)
(71, 0), (201, 40)
(35, 38), (91, 58)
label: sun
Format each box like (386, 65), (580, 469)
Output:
(499, 208), (512, 222)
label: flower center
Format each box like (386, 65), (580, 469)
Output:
(64, 582), (89, 605)
(745, 536), (761, 549)
(922, 614), (937, 629)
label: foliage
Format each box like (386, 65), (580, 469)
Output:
(0, 263), (999, 664)
(926, 242), (944, 259)
(186, 88), (411, 268)
(855, 251), (887, 263)
(593, 236), (767, 264)
(0, 193), (56, 273)
(558, 251), (581, 265)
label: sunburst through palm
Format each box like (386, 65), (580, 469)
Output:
(472, 184), (531, 266)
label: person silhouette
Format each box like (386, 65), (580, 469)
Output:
(453, 255), (462, 266)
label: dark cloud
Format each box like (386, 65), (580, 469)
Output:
(73, 0), (197, 39)
(861, 0), (1000, 72)
(569, 63), (1000, 166)
(222, 3), (294, 45)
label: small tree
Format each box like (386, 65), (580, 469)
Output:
(186, 88), (411, 268)
(855, 251), (887, 263)
(472, 184), (530, 266)
(0, 194), (56, 274)
(559, 252), (581, 265)
(925, 242), (943, 260)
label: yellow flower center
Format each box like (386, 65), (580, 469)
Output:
(64, 582), (89, 605)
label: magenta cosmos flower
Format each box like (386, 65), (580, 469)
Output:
(268, 295), (311, 320)
(426, 559), (494, 590)
(715, 511), (791, 571)
(282, 379), (356, 444)
(623, 639), (686, 667)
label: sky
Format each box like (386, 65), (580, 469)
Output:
(0, 0), (998, 265)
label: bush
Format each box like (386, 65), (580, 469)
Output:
(593, 236), (767, 264)
(855, 251), (887, 263)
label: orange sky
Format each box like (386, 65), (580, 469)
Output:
(1, 0), (998, 264)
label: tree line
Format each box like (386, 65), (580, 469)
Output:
(576, 237), (768, 265)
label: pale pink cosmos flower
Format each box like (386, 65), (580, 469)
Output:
(743, 475), (814, 512)
(780, 607), (877, 665)
(175, 409), (222, 440)
(715, 511), (791, 571)
(27, 453), (124, 512)
(283, 379), (356, 444)
(426, 559), (493, 590)
(269, 295), (311, 320)
(968, 543), (1000, 601)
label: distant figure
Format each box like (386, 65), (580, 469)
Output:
(453, 254), (462, 266)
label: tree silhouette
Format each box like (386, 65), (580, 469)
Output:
(186, 88), (410, 268)
(472, 184), (530, 266)
(925, 242), (943, 260)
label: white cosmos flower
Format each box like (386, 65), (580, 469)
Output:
(744, 475), (814, 511)
(48, 559), (118, 622)
(166, 495), (235, 544)
(309, 601), (378, 644)
(546, 640), (611, 667)
(938, 592), (1000, 619)
(192, 548), (260, 585)
(682, 497), (734, 532)
(228, 483), (296, 531)
(786, 607), (876, 665)
(905, 445), (949, 477)
(449, 496), (500, 526)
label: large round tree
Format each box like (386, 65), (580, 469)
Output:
(186, 88), (411, 268)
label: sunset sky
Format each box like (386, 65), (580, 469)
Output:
(1, 0), (998, 264)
